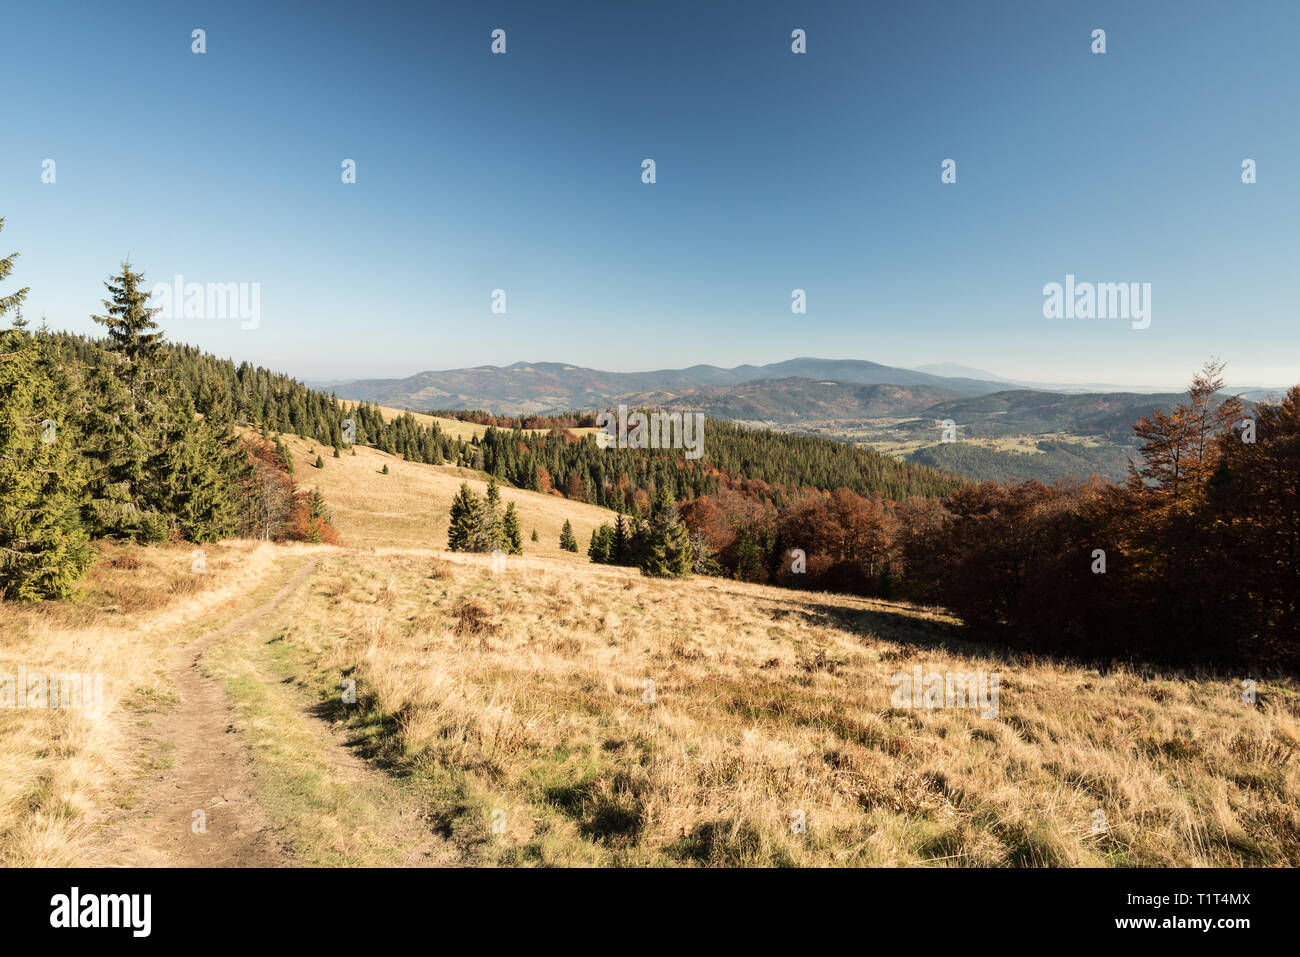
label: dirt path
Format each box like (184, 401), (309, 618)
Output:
(93, 559), (319, 867)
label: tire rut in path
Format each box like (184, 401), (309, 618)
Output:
(95, 559), (319, 867)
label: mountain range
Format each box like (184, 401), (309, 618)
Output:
(317, 357), (1283, 484)
(319, 358), (1035, 415)
(319, 357), (1281, 416)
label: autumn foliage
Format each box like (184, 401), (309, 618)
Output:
(681, 363), (1299, 669)
(240, 437), (341, 544)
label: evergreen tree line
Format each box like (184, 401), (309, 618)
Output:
(446, 479), (522, 554)
(586, 486), (694, 578)
(0, 233), (337, 600)
(428, 409), (598, 431)
(471, 416), (961, 514)
(44, 333), (475, 469)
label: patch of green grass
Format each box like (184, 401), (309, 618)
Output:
(203, 620), (451, 866)
(122, 686), (179, 713)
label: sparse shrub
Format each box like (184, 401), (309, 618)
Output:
(453, 598), (497, 637)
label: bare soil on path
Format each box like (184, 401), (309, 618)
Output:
(93, 560), (317, 867)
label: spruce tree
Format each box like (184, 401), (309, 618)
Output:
(559, 519), (578, 552)
(152, 390), (244, 543)
(612, 513), (630, 564)
(530, 528), (539, 542)
(0, 219), (30, 316)
(472, 478), (503, 551)
(640, 486), (692, 578)
(314, 454), (324, 469)
(588, 524), (613, 563)
(447, 481), (478, 551)
(0, 301), (93, 600)
(83, 263), (171, 540)
(502, 500), (523, 554)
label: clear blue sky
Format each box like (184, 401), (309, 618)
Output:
(2, 0), (1297, 388)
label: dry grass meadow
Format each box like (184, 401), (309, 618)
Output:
(2, 434), (1298, 867)
(0, 539), (324, 864)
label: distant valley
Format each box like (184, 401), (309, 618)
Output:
(319, 358), (1275, 485)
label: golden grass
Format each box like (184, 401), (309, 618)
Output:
(282, 432), (619, 555)
(200, 601), (456, 867)
(335, 401), (492, 442)
(0, 540), (317, 865)
(272, 549), (1300, 867)
(334, 400), (581, 443)
(4, 434), (1297, 868)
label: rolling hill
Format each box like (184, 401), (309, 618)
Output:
(642, 378), (959, 424)
(322, 358), (1007, 415)
(319, 360), (1203, 484)
(7, 427), (1296, 868)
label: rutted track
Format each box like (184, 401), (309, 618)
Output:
(93, 559), (319, 867)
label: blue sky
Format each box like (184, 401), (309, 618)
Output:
(2, 0), (1297, 388)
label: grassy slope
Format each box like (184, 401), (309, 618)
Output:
(335, 400), (600, 444)
(272, 548), (1299, 867)
(2, 436), (1298, 867)
(336, 401), (495, 442)
(278, 437), (1300, 866)
(283, 433), (617, 554)
(0, 539), (317, 864)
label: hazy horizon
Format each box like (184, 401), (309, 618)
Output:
(298, 354), (1283, 395)
(5, 0), (1298, 389)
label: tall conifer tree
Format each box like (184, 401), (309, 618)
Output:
(474, 478), (503, 551)
(0, 227), (92, 599)
(447, 481), (479, 551)
(83, 263), (170, 540)
(640, 486), (692, 578)
(502, 500), (523, 554)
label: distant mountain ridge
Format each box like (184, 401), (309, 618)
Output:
(316, 357), (1280, 486)
(321, 357), (1010, 415)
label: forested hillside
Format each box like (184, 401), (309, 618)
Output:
(907, 440), (1136, 484)
(668, 362), (1300, 669)
(0, 227), (339, 600)
(6, 228), (1296, 673)
(0, 224), (961, 602)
